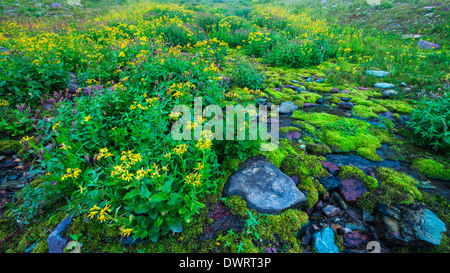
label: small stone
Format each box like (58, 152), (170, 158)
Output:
(374, 83), (395, 89)
(303, 103), (318, 108)
(331, 87), (340, 93)
(337, 102), (354, 110)
(343, 230), (370, 248)
(320, 162), (340, 175)
(339, 97), (352, 102)
(357, 87), (368, 90)
(332, 192), (348, 210)
(340, 90), (350, 93)
(49, 3), (62, 8)
(322, 205), (341, 218)
(383, 89), (398, 97)
(340, 179), (367, 204)
(337, 227), (353, 235)
(366, 70), (389, 78)
(286, 131), (301, 141)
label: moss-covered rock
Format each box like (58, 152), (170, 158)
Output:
(0, 140), (22, 154)
(225, 195), (249, 218)
(411, 158), (450, 181)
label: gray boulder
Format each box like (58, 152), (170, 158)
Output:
(383, 89), (398, 97)
(222, 156), (306, 214)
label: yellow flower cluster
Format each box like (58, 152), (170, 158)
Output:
(185, 171), (202, 186)
(98, 148), (114, 160)
(120, 227), (133, 237)
(61, 167), (82, 181)
(0, 99), (9, 106)
(173, 144), (188, 156)
(88, 204), (111, 223)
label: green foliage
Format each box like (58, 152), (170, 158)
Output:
(264, 35), (336, 68)
(0, 52), (70, 106)
(407, 95), (450, 151)
(230, 57), (265, 90)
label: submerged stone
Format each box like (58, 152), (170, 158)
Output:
(312, 227), (340, 253)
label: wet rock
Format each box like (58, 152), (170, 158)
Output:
(318, 176), (341, 191)
(337, 102), (354, 110)
(223, 156), (306, 214)
(374, 83), (395, 89)
(339, 97), (352, 102)
(0, 180), (24, 191)
(289, 175), (300, 186)
(323, 205), (341, 218)
(301, 230), (312, 246)
(320, 162), (340, 175)
(303, 103), (318, 108)
(340, 179), (367, 204)
(312, 227), (339, 253)
(376, 203), (447, 248)
(366, 70), (389, 78)
(279, 101), (298, 114)
(357, 87), (368, 90)
(337, 227), (353, 235)
(48, 215), (72, 253)
(285, 131), (301, 141)
(417, 40), (442, 50)
(332, 192), (348, 210)
(1, 158), (18, 168)
(331, 87), (340, 93)
(342, 230), (370, 248)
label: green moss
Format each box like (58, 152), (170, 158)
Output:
(304, 82), (334, 92)
(31, 240), (48, 253)
(261, 138), (298, 168)
(339, 165), (378, 190)
(352, 105), (380, 118)
(257, 209), (308, 251)
(306, 143), (331, 155)
(280, 126), (300, 133)
(225, 195), (249, 218)
(292, 111), (384, 162)
(372, 99), (414, 114)
(281, 153), (328, 208)
(0, 140), (22, 154)
(357, 167), (422, 212)
(335, 234), (345, 252)
(411, 158), (450, 181)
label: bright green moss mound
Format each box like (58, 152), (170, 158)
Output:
(411, 158), (450, 181)
(256, 209), (308, 251)
(225, 195), (250, 218)
(291, 111), (384, 161)
(280, 126), (301, 133)
(357, 167), (423, 212)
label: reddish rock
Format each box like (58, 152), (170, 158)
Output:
(357, 87), (369, 90)
(340, 179), (367, 204)
(286, 131), (301, 141)
(331, 87), (340, 93)
(342, 230), (370, 248)
(303, 103), (318, 108)
(320, 162), (340, 175)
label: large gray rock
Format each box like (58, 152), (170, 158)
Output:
(312, 227), (340, 253)
(222, 156), (306, 214)
(48, 215), (72, 253)
(376, 203), (447, 248)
